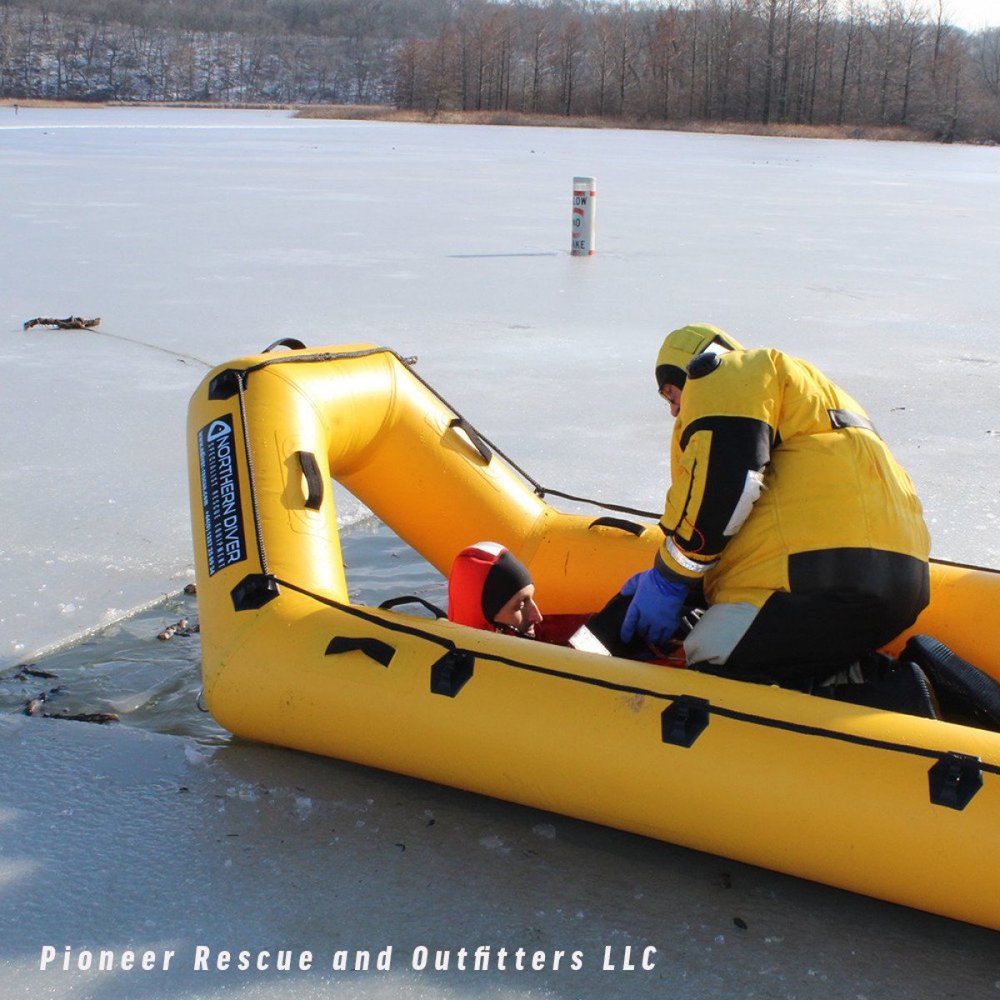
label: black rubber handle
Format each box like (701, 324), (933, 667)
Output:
(262, 337), (307, 352)
(325, 636), (395, 667)
(379, 595), (447, 619)
(296, 451), (324, 510)
(588, 516), (646, 537)
(448, 418), (493, 464)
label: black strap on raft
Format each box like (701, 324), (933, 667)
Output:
(378, 595), (447, 618)
(448, 417), (493, 464)
(208, 368), (243, 400)
(588, 516), (647, 537)
(661, 695), (711, 747)
(430, 649), (475, 697)
(325, 635), (396, 667)
(296, 451), (325, 511)
(263, 337), (308, 352)
(928, 751), (983, 810)
(231, 573), (280, 611)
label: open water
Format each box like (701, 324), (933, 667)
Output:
(0, 519), (445, 743)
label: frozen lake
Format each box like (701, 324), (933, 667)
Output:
(2, 107), (1000, 998)
(2, 104), (999, 666)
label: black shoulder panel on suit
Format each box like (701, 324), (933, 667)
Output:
(687, 351), (722, 379)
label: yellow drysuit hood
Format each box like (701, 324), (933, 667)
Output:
(655, 324), (744, 391)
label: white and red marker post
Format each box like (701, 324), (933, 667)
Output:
(571, 176), (596, 256)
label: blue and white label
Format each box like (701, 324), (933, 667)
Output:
(197, 415), (247, 576)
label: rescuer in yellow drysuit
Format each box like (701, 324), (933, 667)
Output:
(620, 324), (932, 692)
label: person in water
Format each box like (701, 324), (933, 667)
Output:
(447, 542), (543, 638)
(617, 323), (936, 715)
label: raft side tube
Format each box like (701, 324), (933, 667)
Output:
(204, 584), (1000, 932)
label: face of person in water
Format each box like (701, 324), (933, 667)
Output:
(493, 584), (543, 637)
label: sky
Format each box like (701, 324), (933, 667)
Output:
(948, 0), (1000, 30)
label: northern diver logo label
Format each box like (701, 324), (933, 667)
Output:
(197, 414), (247, 576)
(205, 418), (233, 443)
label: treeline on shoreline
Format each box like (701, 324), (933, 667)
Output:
(2, 0), (999, 143)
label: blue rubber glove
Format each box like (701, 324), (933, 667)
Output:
(620, 569), (688, 649)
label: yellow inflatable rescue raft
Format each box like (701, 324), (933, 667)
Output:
(187, 342), (1000, 931)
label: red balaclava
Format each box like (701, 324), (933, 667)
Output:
(447, 541), (532, 631)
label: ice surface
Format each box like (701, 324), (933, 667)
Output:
(2, 109), (1000, 996)
(3, 106), (998, 669)
(4, 713), (1000, 1000)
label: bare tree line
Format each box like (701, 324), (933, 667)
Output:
(2, 0), (1000, 141)
(0, 0), (431, 103)
(393, 0), (1000, 141)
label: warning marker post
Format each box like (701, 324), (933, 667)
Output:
(571, 176), (596, 256)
